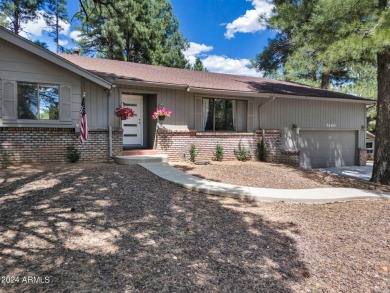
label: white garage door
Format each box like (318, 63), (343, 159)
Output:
(298, 131), (357, 169)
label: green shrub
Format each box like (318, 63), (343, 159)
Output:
(257, 139), (267, 161)
(213, 143), (224, 161)
(235, 140), (251, 162)
(0, 151), (12, 169)
(189, 143), (197, 162)
(67, 145), (80, 163)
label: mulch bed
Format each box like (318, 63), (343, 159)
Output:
(172, 161), (390, 192)
(0, 163), (389, 292)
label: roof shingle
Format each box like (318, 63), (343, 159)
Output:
(59, 54), (372, 102)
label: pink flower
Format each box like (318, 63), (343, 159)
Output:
(152, 107), (172, 120)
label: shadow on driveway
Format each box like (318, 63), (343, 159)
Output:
(317, 163), (373, 181)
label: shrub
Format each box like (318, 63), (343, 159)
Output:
(257, 139), (267, 161)
(213, 143), (224, 161)
(189, 143), (197, 162)
(235, 140), (251, 162)
(67, 145), (80, 163)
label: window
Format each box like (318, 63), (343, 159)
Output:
(17, 82), (59, 120)
(202, 98), (247, 131)
(366, 142), (374, 154)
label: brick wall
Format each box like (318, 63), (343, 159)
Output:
(358, 148), (367, 166)
(0, 127), (123, 163)
(156, 129), (299, 166)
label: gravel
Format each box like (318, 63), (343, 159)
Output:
(172, 161), (390, 192)
(0, 163), (389, 292)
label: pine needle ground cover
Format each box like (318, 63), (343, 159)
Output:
(0, 163), (388, 292)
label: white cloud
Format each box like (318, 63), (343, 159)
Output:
(183, 41), (261, 77)
(224, 0), (273, 39)
(20, 10), (70, 38)
(70, 30), (82, 42)
(202, 55), (262, 77)
(58, 39), (68, 46)
(183, 42), (214, 65)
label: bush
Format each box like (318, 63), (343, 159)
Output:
(235, 140), (251, 162)
(257, 139), (267, 161)
(189, 143), (197, 163)
(67, 145), (80, 163)
(213, 143), (224, 161)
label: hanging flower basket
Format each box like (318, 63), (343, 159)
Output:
(152, 107), (172, 120)
(115, 107), (135, 120)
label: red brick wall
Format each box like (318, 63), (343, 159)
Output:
(0, 127), (123, 163)
(156, 129), (299, 166)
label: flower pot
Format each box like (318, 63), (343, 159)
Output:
(158, 116), (166, 121)
(121, 117), (127, 120)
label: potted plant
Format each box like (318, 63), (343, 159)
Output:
(152, 107), (172, 121)
(115, 107), (135, 120)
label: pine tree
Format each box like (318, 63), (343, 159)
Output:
(76, 0), (188, 68)
(45, 0), (68, 53)
(192, 57), (207, 71)
(0, 0), (45, 35)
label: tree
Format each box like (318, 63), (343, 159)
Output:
(45, 0), (68, 53)
(253, 0), (351, 89)
(192, 57), (207, 71)
(0, 0), (45, 35)
(34, 40), (49, 50)
(76, 0), (189, 68)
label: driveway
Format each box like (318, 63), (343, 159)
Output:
(317, 162), (373, 181)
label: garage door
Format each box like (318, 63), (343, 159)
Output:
(298, 131), (357, 169)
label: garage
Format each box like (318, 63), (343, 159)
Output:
(298, 130), (357, 169)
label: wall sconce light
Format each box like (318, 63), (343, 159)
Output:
(292, 124), (298, 131)
(361, 125), (366, 131)
(158, 103), (164, 109)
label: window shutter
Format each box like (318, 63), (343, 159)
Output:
(2, 80), (17, 120)
(60, 85), (72, 122)
(247, 100), (254, 132)
(195, 96), (202, 131)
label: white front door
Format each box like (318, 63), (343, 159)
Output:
(122, 94), (143, 145)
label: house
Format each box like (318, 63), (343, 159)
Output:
(0, 26), (374, 168)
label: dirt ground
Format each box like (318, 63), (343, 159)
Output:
(172, 161), (390, 192)
(0, 163), (389, 292)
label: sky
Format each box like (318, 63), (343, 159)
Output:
(18, 0), (275, 77)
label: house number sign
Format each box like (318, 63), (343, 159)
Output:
(326, 123), (337, 128)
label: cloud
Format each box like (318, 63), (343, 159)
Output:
(70, 30), (82, 42)
(224, 0), (273, 39)
(58, 39), (68, 46)
(183, 42), (214, 65)
(202, 55), (262, 77)
(20, 10), (70, 38)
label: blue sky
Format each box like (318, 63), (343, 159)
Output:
(20, 0), (275, 77)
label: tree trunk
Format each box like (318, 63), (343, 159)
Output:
(371, 50), (390, 184)
(320, 73), (330, 89)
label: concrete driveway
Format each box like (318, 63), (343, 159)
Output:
(317, 162), (373, 181)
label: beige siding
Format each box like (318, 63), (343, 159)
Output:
(258, 97), (366, 148)
(0, 39), (81, 127)
(81, 79), (109, 128)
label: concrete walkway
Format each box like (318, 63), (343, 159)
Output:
(139, 163), (390, 204)
(318, 163), (373, 181)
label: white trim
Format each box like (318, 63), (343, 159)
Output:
(0, 26), (112, 89)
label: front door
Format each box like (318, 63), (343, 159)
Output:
(122, 94), (143, 145)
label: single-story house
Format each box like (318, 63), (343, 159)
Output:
(0, 26), (374, 168)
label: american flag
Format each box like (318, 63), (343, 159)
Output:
(79, 93), (88, 144)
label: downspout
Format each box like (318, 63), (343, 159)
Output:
(107, 87), (113, 158)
